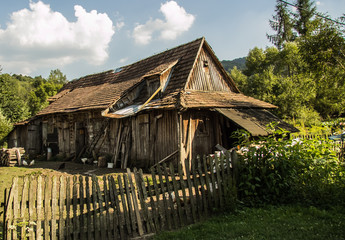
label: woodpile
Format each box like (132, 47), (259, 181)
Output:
(0, 147), (25, 167)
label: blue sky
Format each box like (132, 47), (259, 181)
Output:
(0, 0), (344, 80)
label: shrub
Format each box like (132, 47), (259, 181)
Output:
(236, 129), (345, 206)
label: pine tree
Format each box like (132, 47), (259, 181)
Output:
(267, 0), (295, 50)
(294, 0), (317, 36)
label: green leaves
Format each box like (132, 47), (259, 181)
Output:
(237, 132), (345, 206)
(0, 69), (66, 146)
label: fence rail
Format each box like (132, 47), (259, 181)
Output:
(3, 151), (238, 239)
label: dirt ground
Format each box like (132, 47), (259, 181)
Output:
(30, 160), (126, 176)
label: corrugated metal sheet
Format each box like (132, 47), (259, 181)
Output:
(215, 108), (299, 136)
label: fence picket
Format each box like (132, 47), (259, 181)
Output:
(3, 153), (236, 239)
(65, 177), (71, 240)
(151, 168), (166, 230)
(79, 176), (86, 240)
(197, 157), (208, 217)
(133, 168), (151, 233)
(191, 160), (202, 220)
(51, 176), (58, 240)
(5, 177), (17, 240)
(123, 173), (137, 235)
(157, 165), (172, 230)
(127, 169), (144, 236)
(12, 177), (18, 240)
(36, 176), (43, 240)
(169, 162), (184, 227)
(145, 176), (159, 232)
(162, 163), (178, 229)
(185, 158), (197, 223)
(177, 163), (190, 224)
(21, 176), (29, 239)
(91, 176), (100, 240)
(58, 176), (65, 240)
(117, 174), (131, 235)
(72, 176), (79, 240)
(109, 176), (124, 239)
(102, 176), (113, 240)
(215, 155), (224, 209)
(203, 156), (213, 212)
(94, 175), (106, 240)
(84, 177), (92, 240)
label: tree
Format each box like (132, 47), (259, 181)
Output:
(0, 109), (12, 147)
(294, 0), (317, 37)
(267, 0), (295, 49)
(298, 17), (345, 118)
(48, 69), (67, 85)
(0, 74), (30, 123)
(28, 70), (66, 116)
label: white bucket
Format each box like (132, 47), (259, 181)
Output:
(47, 147), (52, 160)
(107, 162), (114, 168)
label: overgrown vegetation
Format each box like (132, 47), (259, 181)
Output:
(234, 128), (345, 207)
(229, 0), (345, 126)
(0, 69), (66, 147)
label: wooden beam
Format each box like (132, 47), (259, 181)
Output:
(151, 150), (179, 170)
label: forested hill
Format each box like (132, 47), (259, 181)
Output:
(221, 57), (246, 72)
(0, 69), (66, 146)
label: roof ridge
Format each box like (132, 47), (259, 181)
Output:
(116, 37), (205, 71)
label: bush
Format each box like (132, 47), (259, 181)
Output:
(236, 129), (345, 206)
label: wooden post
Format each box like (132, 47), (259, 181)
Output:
(178, 113), (186, 176)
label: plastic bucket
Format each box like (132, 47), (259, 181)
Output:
(47, 147), (52, 160)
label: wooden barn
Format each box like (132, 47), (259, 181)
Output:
(8, 37), (297, 170)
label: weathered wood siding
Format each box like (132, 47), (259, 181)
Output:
(181, 110), (221, 163)
(186, 47), (232, 91)
(130, 110), (178, 169)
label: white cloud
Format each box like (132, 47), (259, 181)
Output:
(0, 1), (115, 74)
(133, 1), (195, 45)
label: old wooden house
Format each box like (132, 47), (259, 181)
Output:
(8, 37), (297, 170)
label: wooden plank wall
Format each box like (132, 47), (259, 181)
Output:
(3, 151), (238, 240)
(186, 47), (232, 91)
(131, 111), (178, 169)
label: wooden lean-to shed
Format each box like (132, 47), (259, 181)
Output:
(8, 37), (297, 170)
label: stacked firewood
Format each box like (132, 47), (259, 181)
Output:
(0, 148), (25, 167)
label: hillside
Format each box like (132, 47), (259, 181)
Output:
(221, 57), (246, 72)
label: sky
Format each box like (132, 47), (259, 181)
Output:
(0, 0), (344, 80)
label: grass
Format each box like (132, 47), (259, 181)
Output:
(152, 205), (345, 240)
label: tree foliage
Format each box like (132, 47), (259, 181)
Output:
(231, 0), (345, 125)
(0, 69), (66, 146)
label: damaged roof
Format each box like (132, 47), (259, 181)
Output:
(37, 37), (276, 117)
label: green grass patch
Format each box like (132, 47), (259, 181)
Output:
(152, 205), (345, 240)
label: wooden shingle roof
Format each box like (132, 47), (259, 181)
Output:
(37, 37), (276, 116)
(37, 38), (203, 116)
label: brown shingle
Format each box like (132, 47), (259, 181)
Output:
(180, 91), (277, 109)
(37, 38), (204, 116)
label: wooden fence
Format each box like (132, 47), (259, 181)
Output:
(3, 151), (238, 239)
